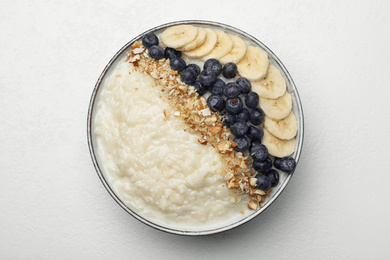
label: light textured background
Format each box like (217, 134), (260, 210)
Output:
(1, 0), (390, 259)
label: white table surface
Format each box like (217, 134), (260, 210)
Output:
(1, 0), (390, 259)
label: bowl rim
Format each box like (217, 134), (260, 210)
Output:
(87, 20), (304, 236)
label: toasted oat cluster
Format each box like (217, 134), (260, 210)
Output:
(125, 41), (269, 210)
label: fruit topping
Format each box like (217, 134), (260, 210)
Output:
(202, 30), (233, 60)
(247, 126), (264, 140)
(186, 64), (201, 75)
(251, 144), (268, 162)
(235, 108), (249, 122)
(223, 113), (236, 127)
(259, 92), (292, 120)
(192, 81), (207, 96)
(170, 57), (187, 71)
(237, 46), (269, 81)
(255, 174), (271, 191)
(236, 77), (251, 94)
(230, 119), (248, 137)
(225, 98), (243, 115)
(264, 112), (297, 140)
(160, 25), (198, 49)
(148, 45), (165, 60)
(222, 62), (238, 79)
(224, 82), (241, 99)
(252, 65), (286, 99)
(274, 156), (296, 173)
(253, 157), (272, 172)
(219, 34), (247, 64)
(204, 58), (222, 76)
(179, 27), (206, 51)
(210, 79), (225, 96)
(245, 92), (259, 108)
(164, 47), (182, 59)
(249, 140), (262, 154)
(207, 94), (225, 112)
(232, 136), (249, 152)
(180, 67), (198, 85)
(249, 107), (264, 125)
(199, 70), (217, 87)
(184, 29), (217, 58)
(262, 129), (295, 157)
(265, 169), (279, 187)
(142, 33), (159, 48)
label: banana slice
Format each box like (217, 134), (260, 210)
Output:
(237, 46), (269, 81)
(184, 29), (217, 58)
(264, 112), (297, 140)
(252, 65), (286, 99)
(178, 27), (206, 51)
(259, 91), (292, 120)
(219, 34), (247, 64)
(160, 25), (198, 49)
(262, 129), (295, 157)
(201, 30), (233, 60)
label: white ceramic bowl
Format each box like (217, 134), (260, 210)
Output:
(87, 20), (304, 235)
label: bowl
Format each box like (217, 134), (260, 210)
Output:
(87, 20), (304, 235)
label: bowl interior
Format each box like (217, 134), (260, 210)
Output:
(87, 20), (304, 235)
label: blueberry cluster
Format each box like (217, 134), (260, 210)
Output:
(142, 33), (297, 192)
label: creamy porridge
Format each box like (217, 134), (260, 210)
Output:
(93, 60), (250, 229)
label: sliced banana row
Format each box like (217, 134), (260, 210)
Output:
(161, 25), (267, 80)
(160, 25), (298, 158)
(253, 66), (297, 157)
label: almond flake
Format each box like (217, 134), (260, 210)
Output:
(200, 108), (211, 117)
(248, 201), (258, 210)
(230, 141), (238, 147)
(208, 125), (222, 136)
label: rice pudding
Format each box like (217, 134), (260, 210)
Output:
(93, 59), (252, 229)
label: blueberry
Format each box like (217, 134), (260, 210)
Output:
(274, 157), (282, 169)
(247, 126), (264, 140)
(249, 107), (264, 125)
(274, 156), (296, 173)
(253, 157), (272, 172)
(250, 140), (262, 154)
(192, 81), (207, 96)
(265, 169), (279, 187)
(186, 64), (200, 75)
(233, 136), (249, 152)
(210, 79), (225, 96)
(204, 58), (222, 76)
(180, 68), (198, 85)
(225, 98), (243, 115)
(222, 62), (237, 79)
(236, 78), (251, 94)
(224, 113), (236, 127)
(142, 33), (159, 48)
(245, 92), (259, 108)
(236, 108), (249, 122)
(164, 47), (181, 59)
(230, 119), (248, 137)
(207, 94), (225, 112)
(199, 70), (217, 87)
(148, 45), (165, 60)
(224, 82), (241, 98)
(170, 58), (186, 71)
(255, 174), (271, 191)
(251, 144), (268, 162)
